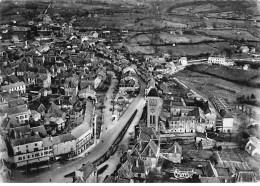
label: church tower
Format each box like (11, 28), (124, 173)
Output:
(146, 78), (163, 132)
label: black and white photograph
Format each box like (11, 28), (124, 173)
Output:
(0, 0), (260, 183)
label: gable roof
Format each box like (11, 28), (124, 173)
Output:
(187, 107), (205, 120)
(78, 162), (95, 181)
(147, 88), (159, 97)
(31, 126), (47, 137)
(59, 133), (76, 143)
(2, 104), (28, 115)
(11, 135), (42, 146)
(164, 141), (182, 154)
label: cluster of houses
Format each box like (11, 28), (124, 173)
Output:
(74, 75), (256, 183)
(0, 13), (129, 170)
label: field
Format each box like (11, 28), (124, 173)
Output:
(175, 69), (260, 103)
(157, 44), (220, 57)
(124, 44), (155, 54)
(202, 29), (260, 42)
(187, 64), (260, 84)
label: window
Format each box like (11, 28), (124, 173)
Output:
(26, 145), (28, 148)
(23, 156), (25, 160)
(44, 147), (48, 150)
(35, 143), (37, 146)
(35, 153), (39, 157)
(25, 115), (27, 119)
(18, 157), (22, 161)
(20, 116), (24, 119)
(44, 152), (48, 155)
(32, 155), (34, 158)
(27, 155), (30, 158)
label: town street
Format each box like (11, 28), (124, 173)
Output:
(11, 76), (146, 183)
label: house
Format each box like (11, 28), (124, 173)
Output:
(210, 97), (233, 133)
(53, 133), (76, 157)
(179, 57), (188, 66)
(2, 104), (31, 125)
(9, 125), (31, 140)
(131, 126), (160, 171)
(75, 162), (97, 183)
(208, 54), (226, 66)
(11, 135), (46, 167)
(245, 137), (260, 159)
(36, 69), (51, 88)
(24, 72), (37, 85)
(78, 85), (96, 101)
(0, 81), (26, 94)
(71, 100), (95, 155)
(64, 76), (79, 96)
(50, 117), (66, 131)
(240, 46), (250, 53)
(165, 116), (196, 134)
(160, 142), (182, 163)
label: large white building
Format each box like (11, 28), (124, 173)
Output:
(11, 136), (48, 167)
(71, 100), (95, 155)
(0, 82), (26, 94)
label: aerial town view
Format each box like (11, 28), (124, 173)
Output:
(0, 0), (260, 183)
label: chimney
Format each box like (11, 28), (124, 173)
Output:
(174, 143), (177, 153)
(136, 159), (139, 168)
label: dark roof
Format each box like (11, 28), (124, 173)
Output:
(219, 109), (233, 118)
(147, 88), (158, 97)
(78, 162), (95, 180)
(31, 126), (47, 138)
(58, 133), (76, 143)
(11, 135), (42, 146)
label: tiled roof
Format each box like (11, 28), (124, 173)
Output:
(78, 162), (95, 181)
(8, 98), (25, 108)
(164, 141), (182, 154)
(187, 107), (205, 120)
(11, 135), (42, 146)
(2, 104), (28, 115)
(31, 126), (47, 137)
(59, 133), (76, 143)
(1, 82), (25, 91)
(13, 125), (30, 136)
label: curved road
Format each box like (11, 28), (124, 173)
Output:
(15, 75), (146, 183)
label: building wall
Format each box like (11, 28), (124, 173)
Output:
(76, 130), (92, 155)
(208, 57), (225, 65)
(147, 97), (163, 132)
(222, 118), (233, 132)
(168, 120), (196, 133)
(9, 110), (31, 124)
(53, 140), (76, 156)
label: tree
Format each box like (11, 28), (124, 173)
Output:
(217, 145), (222, 151)
(118, 144), (127, 156)
(251, 93), (256, 100)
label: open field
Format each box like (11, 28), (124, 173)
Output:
(187, 64), (260, 86)
(201, 29), (260, 42)
(175, 69), (260, 103)
(157, 44), (220, 57)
